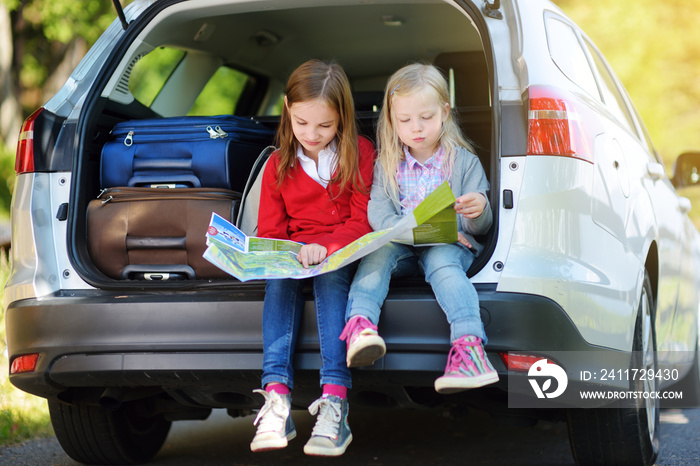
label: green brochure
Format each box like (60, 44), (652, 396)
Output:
(411, 205), (458, 245)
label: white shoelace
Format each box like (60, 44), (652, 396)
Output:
(308, 396), (342, 439)
(252, 389), (289, 434)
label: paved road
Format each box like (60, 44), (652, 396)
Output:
(1, 407), (698, 465)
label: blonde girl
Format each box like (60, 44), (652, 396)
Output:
(340, 63), (497, 394)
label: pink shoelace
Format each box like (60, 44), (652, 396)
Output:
(339, 315), (377, 346)
(444, 335), (483, 374)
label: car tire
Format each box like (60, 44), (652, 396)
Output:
(662, 338), (700, 407)
(48, 397), (172, 465)
(566, 270), (660, 466)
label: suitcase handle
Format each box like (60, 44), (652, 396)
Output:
(121, 265), (196, 280)
(133, 158), (193, 170)
(128, 174), (201, 188)
(126, 236), (186, 251)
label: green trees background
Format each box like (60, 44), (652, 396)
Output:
(554, 0), (700, 226)
(0, 0), (131, 219)
(1, 0), (700, 220)
(554, 0), (700, 165)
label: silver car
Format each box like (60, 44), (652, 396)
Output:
(6, 0), (700, 464)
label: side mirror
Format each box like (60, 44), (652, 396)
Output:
(672, 152), (700, 188)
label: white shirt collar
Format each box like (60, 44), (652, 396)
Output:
(296, 139), (338, 188)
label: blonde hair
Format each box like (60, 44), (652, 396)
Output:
(376, 63), (473, 200)
(275, 59), (366, 193)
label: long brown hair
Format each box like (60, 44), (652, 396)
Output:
(275, 59), (365, 193)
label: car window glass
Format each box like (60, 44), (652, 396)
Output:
(545, 16), (599, 100)
(129, 47), (185, 107)
(188, 67), (250, 116)
(267, 94), (285, 117)
(625, 97), (655, 156)
(583, 40), (638, 135)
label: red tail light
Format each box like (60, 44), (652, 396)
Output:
(10, 353), (40, 374)
(526, 85), (593, 163)
(500, 352), (553, 372)
(15, 108), (44, 174)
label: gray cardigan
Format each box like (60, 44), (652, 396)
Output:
(367, 147), (492, 256)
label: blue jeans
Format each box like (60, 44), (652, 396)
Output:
(346, 242), (486, 344)
(261, 264), (355, 390)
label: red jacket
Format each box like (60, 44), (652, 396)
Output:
(258, 136), (375, 255)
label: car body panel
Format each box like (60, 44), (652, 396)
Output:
(5, 0), (700, 432)
(6, 284), (630, 407)
(496, 156), (642, 350)
(4, 172), (90, 310)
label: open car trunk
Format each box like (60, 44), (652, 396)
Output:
(68, 0), (497, 289)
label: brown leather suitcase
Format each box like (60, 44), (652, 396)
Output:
(87, 187), (241, 280)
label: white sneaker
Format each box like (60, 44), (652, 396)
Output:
(303, 395), (353, 457)
(250, 389), (296, 452)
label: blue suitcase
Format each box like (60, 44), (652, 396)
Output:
(100, 115), (275, 191)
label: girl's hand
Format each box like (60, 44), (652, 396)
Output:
(297, 243), (328, 268)
(457, 232), (473, 249)
(454, 193), (486, 219)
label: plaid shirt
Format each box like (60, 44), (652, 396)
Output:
(397, 145), (448, 214)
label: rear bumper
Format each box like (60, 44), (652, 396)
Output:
(7, 284), (629, 408)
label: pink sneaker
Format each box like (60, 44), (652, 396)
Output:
(339, 315), (386, 368)
(434, 335), (499, 394)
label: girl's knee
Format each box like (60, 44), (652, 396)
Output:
(422, 253), (463, 275)
(359, 246), (403, 272)
(421, 245), (471, 274)
(423, 262), (465, 284)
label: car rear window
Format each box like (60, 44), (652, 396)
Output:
(583, 39), (638, 136)
(189, 66), (251, 116)
(129, 46), (256, 116)
(545, 15), (599, 100)
(129, 47), (185, 107)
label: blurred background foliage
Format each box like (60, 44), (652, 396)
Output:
(0, 0), (700, 221)
(553, 0), (700, 164)
(0, 0), (132, 220)
(552, 0), (700, 225)
(0, 248), (53, 446)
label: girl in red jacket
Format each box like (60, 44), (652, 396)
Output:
(250, 59), (375, 457)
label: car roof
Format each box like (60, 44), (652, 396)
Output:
(136, 0), (483, 84)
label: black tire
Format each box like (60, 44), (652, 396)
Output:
(662, 338), (700, 407)
(567, 271), (660, 466)
(48, 398), (172, 465)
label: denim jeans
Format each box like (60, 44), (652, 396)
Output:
(261, 264), (355, 390)
(346, 242), (486, 344)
